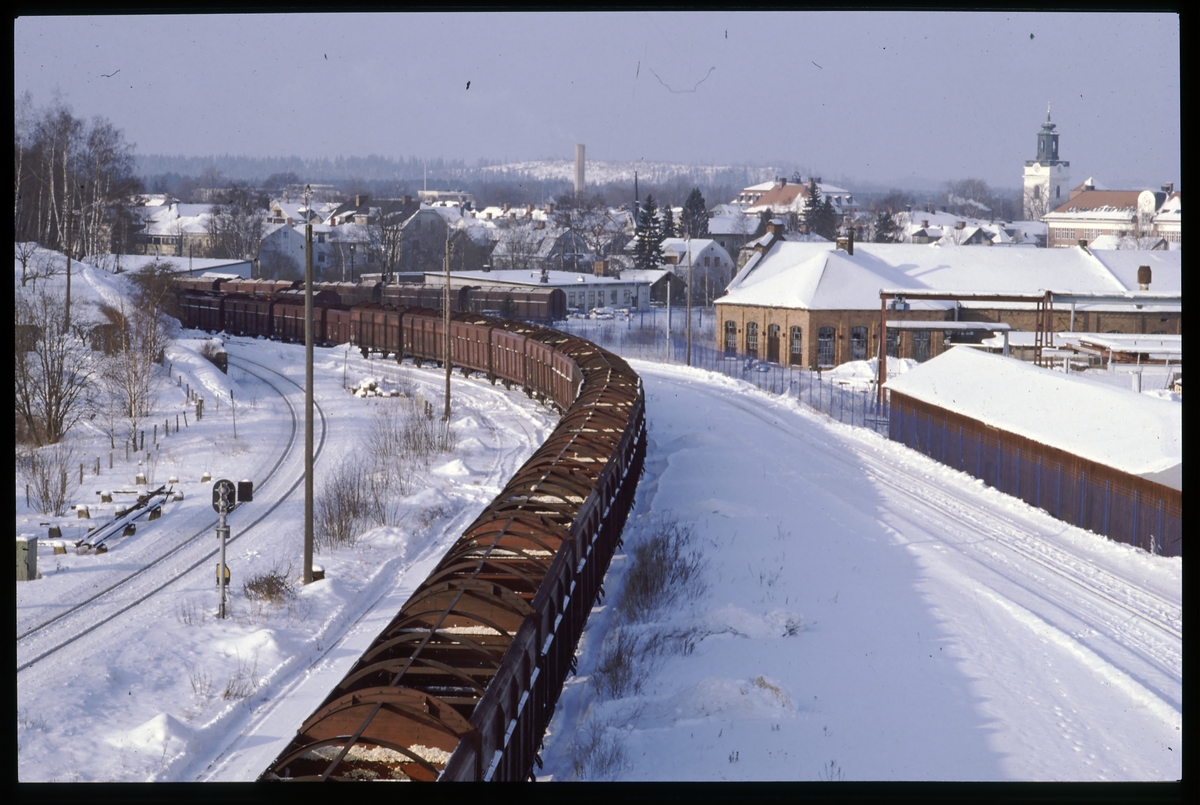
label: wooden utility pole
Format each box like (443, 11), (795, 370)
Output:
(303, 185), (315, 585)
(443, 226), (452, 421)
(686, 235), (692, 367)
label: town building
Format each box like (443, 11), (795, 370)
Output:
(1043, 180), (1177, 249)
(714, 220), (1180, 369)
(424, 267), (651, 312)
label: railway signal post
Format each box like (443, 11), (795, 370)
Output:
(212, 479), (253, 619)
(212, 479), (235, 619)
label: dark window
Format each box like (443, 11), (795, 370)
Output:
(886, 329), (898, 358)
(913, 330), (931, 362)
(767, 323), (781, 363)
(850, 326), (868, 361)
(817, 326), (835, 366)
(789, 326), (803, 366)
(746, 322), (759, 357)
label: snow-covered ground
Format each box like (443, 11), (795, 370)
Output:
(537, 361), (1182, 782)
(15, 257), (1181, 782)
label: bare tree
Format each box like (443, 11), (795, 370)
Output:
(208, 182), (267, 260)
(496, 223), (544, 272)
(14, 284), (94, 446)
(14, 241), (62, 287)
(97, 280), (173, 447)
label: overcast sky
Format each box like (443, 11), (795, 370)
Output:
(14, 11), (1180, 190)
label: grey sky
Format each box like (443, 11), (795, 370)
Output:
(14, 11), (1180, 190)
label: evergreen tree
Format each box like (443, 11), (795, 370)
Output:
(873, 210), (899, 243)
(816, 196), (839, 241)
(681, 188), (710, 238)
(662, 204), (677, 239)
(803, 180), (823, 235)
(634, 195), (665, 272)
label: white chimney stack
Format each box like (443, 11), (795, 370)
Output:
(575, 144), (586, 198)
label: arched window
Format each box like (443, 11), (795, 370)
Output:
(746, 322), (759, 357)
(724, 320), (737, 354)
(767, 323), (781, 363)
(1055, 185), (1061, 199)
(1033, 185), (1041, 199)
(789, 327), (803, 366)
(850, 326), (867, 361)
(817, 326), (835, 366)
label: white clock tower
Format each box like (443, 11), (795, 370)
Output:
(1023, 105), (1071, 221)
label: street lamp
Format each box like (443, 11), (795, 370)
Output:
(349, 242), (356, 283)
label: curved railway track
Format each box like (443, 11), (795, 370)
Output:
(173, 279), (649, 782)
(16, 356), (329, 673)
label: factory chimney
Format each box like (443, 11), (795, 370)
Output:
(575, 144), (586, 198)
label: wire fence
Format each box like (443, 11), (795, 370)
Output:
(553, 314), (1180, 557)
(554, 316), (890, 435)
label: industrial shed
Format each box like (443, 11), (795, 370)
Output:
(885, 347), (1182, 556)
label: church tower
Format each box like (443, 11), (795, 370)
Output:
(1023, 105), (1071, 220)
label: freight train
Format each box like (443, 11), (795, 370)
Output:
(175, 279), (645, 781)
(175, 276), (567, 332)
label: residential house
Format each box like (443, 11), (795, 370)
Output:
(658, 238), (736, 304)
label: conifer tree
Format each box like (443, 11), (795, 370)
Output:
(816, 196), (839, 240)
(681, 188), (709, 238)
(662, 204), (677, 239)
(634, 195), (665, 272)
(803, 180), (823, 235)
(873, 209), (899, 243)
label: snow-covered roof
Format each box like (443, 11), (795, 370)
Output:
(429, 269), (648, 288)
(717, 242), (1182, 313)
(884, 346), (1181, 486)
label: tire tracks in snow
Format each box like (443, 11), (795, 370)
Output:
(634, 364), (1181, 714)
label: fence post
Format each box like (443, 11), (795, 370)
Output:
(1156, 500), (1163, 556)
(958, 425), (963, 470)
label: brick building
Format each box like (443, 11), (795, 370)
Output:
(714, 223), (1180, 369)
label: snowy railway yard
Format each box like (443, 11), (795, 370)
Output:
(15, 272), (1182, 784)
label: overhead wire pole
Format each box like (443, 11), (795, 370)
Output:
(303, 184), (315, 585)
(443, 225), (452, 421)
(686, 234), (692, 367)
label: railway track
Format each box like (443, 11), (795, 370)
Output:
(16, 356), (328, 673)
(639, 364), (1181, 683)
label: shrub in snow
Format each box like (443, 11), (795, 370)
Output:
(18, 441), (80, 516)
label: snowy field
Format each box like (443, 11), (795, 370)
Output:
(15, 259), (1182, 784)
(538, 361), (1182, 782)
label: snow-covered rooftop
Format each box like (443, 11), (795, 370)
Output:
(884, 346), (1181, 486)
(718, 242), (1181, 313)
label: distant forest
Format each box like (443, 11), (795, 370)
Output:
(135, 152), (1020, 219)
